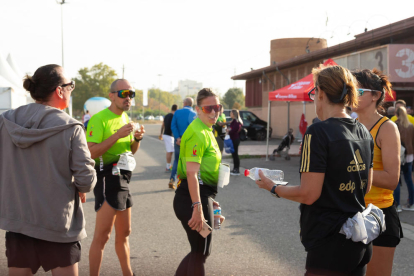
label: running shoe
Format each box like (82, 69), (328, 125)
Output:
(396, 205), (402, 213)
(402, 204), (414, 211)
(230, 169), (240, 176)
(168, 178), (175, 190)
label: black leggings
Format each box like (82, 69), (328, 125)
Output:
(173, 188), (214, 276)
(231, 138), (240, 170)
(305, 233), (373, 276)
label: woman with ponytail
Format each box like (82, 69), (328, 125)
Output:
(352, 69), (402, 276)
(256, 65), (375, 275)
(394, 106), (414, 212)
(228, 109), (243, 175)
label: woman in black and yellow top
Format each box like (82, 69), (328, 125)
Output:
(352, 69), (401, 276)
(256, 65), (375, 276)
(173, 88), (222, 276)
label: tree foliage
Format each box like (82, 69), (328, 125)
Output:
(222, 88), (245, 110)
(71, 63), (186, 117)
(72, 63), (118, 114)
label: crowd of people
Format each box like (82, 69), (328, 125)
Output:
(0, 62), (411, 276)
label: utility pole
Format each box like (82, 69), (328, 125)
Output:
(234, 68), (236, 88)
(122, 64), (125, 79)
(56, 0), (67, 67)
(158, 74), (162, 116)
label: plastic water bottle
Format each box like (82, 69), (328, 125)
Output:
(213, 206), (221, 230)
(112, 164), (120, 175)
(244, 168), (287, 185)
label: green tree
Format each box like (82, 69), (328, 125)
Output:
(72, 63), (118, 114)
(223, 88), (245, 109)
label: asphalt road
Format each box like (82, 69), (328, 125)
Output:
(1, 124), (414, 275)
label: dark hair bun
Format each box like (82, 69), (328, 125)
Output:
(23, 75), (35, 93)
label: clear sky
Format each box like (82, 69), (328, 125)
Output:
(0, 0), (412, 96)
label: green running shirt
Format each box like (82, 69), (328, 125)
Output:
(177, 118), (222, 188)
(86, 108), (133, 165)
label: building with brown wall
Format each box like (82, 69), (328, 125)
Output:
(233, 16), (414, 138)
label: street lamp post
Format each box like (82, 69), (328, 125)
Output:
(56, 0), (67, 67)
(158, 74), (162, 116)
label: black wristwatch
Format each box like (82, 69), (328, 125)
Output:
(270, 184), (281, 198)
(134, 137), (142, 142)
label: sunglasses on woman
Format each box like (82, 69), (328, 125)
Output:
(60, 81), (75, 90)
(357, 88), (383, 97)
(308, 87), (317, 101)
(111, 89), (136, 98)
(199, 104), (223, 114)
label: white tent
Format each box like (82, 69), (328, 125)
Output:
(0, 75), (26, 113)
(7, 53), (24, 80)
(0, 51), (22, 89)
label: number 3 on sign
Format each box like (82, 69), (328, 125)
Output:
(395, 48), (414, 79)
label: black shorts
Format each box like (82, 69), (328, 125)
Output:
(306, 233), (372, 276)
(373, 204), (403, 247)
(94, 165), (133, 212)
(5, 232), (81, 274)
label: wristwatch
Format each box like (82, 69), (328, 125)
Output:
(134, 137), (142, 142)
(270, 184), (281, 198)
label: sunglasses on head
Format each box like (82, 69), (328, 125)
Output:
(357, 88), (383, 97)
(199, 104), (223, 114)
(111, 89), (136, 99)
(60, 80), (75, 90)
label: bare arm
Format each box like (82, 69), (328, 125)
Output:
(88, 123), (133, 159)
(367, 168), (373, 194)
(374, 121), (400, 190)
(160, 122), (165, 137)
(187, 162), (205, 232)
(256, 170), (324, 205)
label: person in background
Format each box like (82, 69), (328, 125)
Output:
(394, 106), (414, 212)
(256, 65), (374, 275)
(391, 100), (414, 125)
(273, 128), (294, 155)
(169, 97), (197, 189)
(0, 64), (96, 276)
(213, 105), (226, 153)
(407, 106), (413, 115)
(352, 69), (401, 276)
(173, 88), (222, 276)
(160, 104), (178, 172)
(387, 106), (395, 119)
(228, 109), (243, 175)
(84, 110), (91, 128)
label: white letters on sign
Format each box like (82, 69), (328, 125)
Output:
(395, 48), (414, 79)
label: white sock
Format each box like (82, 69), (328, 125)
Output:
(166, 163), (171, 169)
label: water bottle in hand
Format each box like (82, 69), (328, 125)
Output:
(213, 206), (221, 230)
(244, 168), (288, 185)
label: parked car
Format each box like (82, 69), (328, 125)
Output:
(154, 115), (164, 121)
(145, 115), (155, 120)
(223, 110), (272, 141)
(136, 115), (143, 120)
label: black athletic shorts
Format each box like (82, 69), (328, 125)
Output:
(94, 164), (133, 212)
(306, 233), (372, 276)
(373, 204), (403, 247)
(5, 232), (81, 274)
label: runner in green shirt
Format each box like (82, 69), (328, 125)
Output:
(86, 79), (145, 276)
(173, 88), (223, 275)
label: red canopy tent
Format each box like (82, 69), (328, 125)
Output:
(265, 59), (396, 160)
